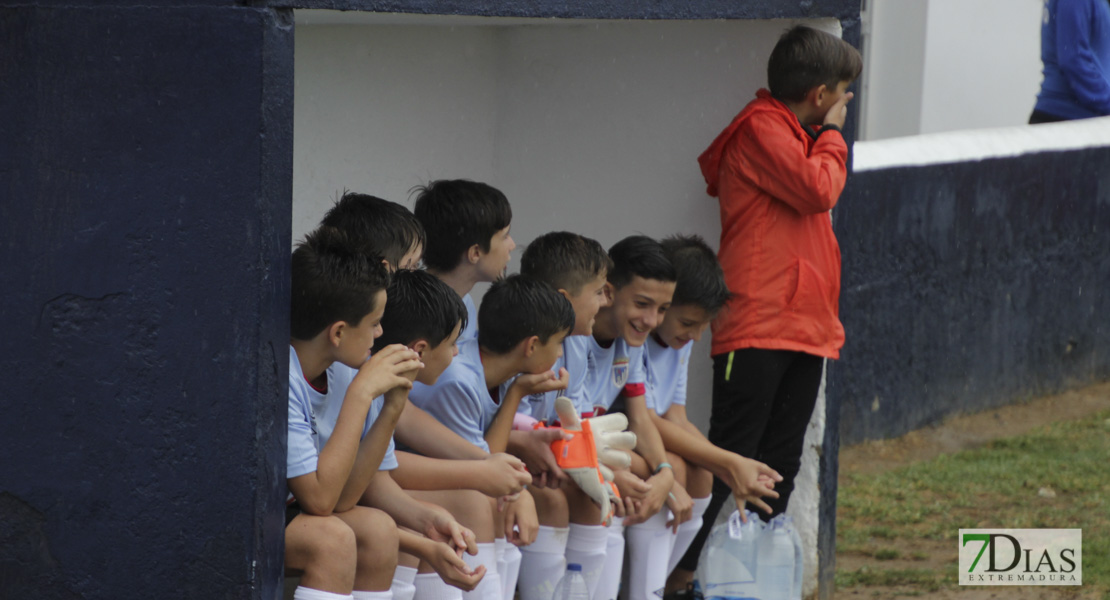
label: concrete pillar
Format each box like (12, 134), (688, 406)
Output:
(0, 5), (293, 598)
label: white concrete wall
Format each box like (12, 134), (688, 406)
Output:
(862, 0), (1044, 140)
(294, 13), (840, 431)
(292, 14), (840, 596)
(859, 0), (929, 140)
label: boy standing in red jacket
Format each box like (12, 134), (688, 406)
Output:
(670, 25), (862, 596)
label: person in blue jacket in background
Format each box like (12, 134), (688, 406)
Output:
(1030, 0), (1110, 123)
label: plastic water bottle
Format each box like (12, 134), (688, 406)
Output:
(696, 510), (762, 600)
(781, 516), (804, 600)
(756, 519), (796, 600)
(552, 563), (590, 600)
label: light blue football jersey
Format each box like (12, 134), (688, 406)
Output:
(643, 337), (691, 416)
(312, 362), (399, 472)
(583, 336), (647, 414)
(408, 341), (495, 453)
(287, 346), (321, 482)
(458, 293), (478, 348)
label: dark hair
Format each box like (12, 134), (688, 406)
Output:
(661, 234), (731, 313)
(413, 179), (512, 272)
(320, 192), (426, 269)
(375, 269), (468, 350)
(767, 25), (863, 103)
(520, 231), (613, 295)
(607, 235), (676, 290)
(290, 227), (391, 341)
(478, 275), (575, 354)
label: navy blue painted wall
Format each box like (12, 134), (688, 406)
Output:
(0, 5), (292, 599)
(263, 0), (859, 20)
(831, 147), (1110, 445)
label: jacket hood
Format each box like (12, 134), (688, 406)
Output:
(698, 89), (787, 197)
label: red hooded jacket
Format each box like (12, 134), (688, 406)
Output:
(700, 89), (847, 359)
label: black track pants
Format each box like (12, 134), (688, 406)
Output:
(676, 348), (824, 572)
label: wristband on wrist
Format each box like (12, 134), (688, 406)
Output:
(653, 462), (673, 475)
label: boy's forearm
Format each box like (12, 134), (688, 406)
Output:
(396, 400), (488, 460)
(360, 470), (433, 533)
(397, 529), (437, 562)
(392, 451), (489, 492)
(334, 400), (403, 512)
(650, 411), (731, 477)
(624, 395), (668, 469)
(484, 389), (526, 454)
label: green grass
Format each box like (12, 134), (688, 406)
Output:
(837, 409), (1110, 596)
(836, 566), (944, 591)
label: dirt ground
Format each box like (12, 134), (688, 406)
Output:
(834, 381), (1110, 600)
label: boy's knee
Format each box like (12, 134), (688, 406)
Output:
(308, 515), (359, 559)
(563, 480), (602, 525)
(286, 514), (358, 585)
(687, 463), (713, 497)
(349, 507), (400, 556)
(454, 490), (497, 541)
(530, 485), (569, 527)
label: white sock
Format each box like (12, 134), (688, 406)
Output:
(501, 542), (522, 600)
(496, 538), (508, 585)
(668, 497), (710, 575)
(565, 524), (610, 600)
(353, 591), (393, 600)
(414, 573), (464, 600)
(594, 517), (625, 600)
(518, 525), (569, 600)
(391, 566), (418, 600)
(294, 587), (355, 600)
(625, 510), (675, 600)
(463, 542), (502, 600)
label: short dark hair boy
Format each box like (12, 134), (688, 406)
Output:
(408, 274), (573, 456)
(514, 231), (612, 423)
(606, 234), (678, 292)
(767, 25), (863, 104)
(375, 269), (468, 385)
(478, 275), (575, 355)
(677, 22), (862, 590)
(520, 231), (612, 297)
(320, 191), (426, 271)
(290, 226), (390, 341)
(660, 234), (730, 315)
(413, 179), (513, 273)
(412, 179), (517, 348)
(376, 269), (468, 351)
(285, 226), (421, 599)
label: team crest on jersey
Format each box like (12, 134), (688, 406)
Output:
(611, 356), (630, 388)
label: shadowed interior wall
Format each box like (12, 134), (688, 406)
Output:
(833, 133), (1110, 445)
(0, 5), (292, 599)
(292, 15), (847, 435)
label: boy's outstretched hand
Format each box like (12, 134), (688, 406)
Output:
(350, 344), (423, 402)
(824, 91), (854, 130)
(724, 454), (782, 519)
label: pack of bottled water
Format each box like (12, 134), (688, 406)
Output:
(697, 510), (803, 600)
